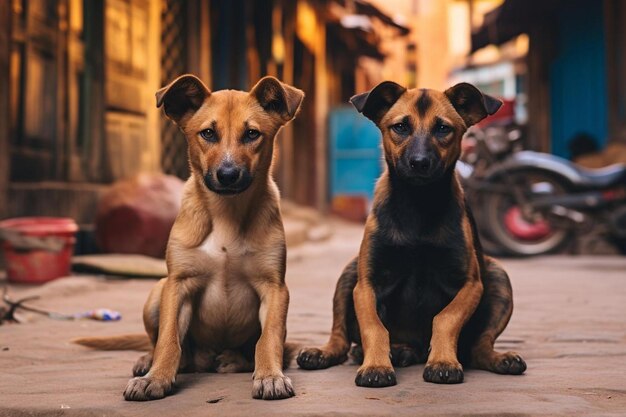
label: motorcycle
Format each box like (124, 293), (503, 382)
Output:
(459, 125), (626, 256)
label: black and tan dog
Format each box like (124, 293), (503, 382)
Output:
(74, 74), (304, 400)
(297, 81), (526, 387)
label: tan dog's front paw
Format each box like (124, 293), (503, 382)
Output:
(123, 376), (173, 401)
(423, 361), (464, 384)
(252, 374), (295, 400)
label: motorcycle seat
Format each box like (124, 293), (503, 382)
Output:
(575, 163), (626, 188)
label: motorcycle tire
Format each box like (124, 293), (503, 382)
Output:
(481, 169), (575, 256)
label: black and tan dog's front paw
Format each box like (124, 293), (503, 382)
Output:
(297, 347), (345, 370)
(492, 352), (526, 375)
(252, 374), (295, 400)
(355, 366), (397, 388)
(391, 345), (420, 368)
(423, 361), (464, 384)
(123, 376), (173, 401)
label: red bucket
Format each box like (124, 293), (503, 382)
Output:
(0, 217), (78, 284)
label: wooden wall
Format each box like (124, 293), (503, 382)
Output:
(605, 0), (626, 143)
(0, 1), (10, 218)
(526, 23), (554, 153)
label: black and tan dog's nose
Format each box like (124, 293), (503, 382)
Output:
(216, 163), (241, 186)
(409, 155), (431, 175)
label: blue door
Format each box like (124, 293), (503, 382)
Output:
(328, 107), (382, 203)
(549, 0), (608, 158)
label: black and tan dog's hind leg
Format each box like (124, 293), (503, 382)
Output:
(467, 257), (527, 375)
(297, 259), (357, 370)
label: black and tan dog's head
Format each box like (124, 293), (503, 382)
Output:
(157, 75), (304, 195)
(350, 82), (501, 185)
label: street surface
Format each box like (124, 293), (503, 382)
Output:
(1, 219), (625, 416)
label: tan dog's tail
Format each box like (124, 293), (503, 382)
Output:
(72, 334), (152, 351)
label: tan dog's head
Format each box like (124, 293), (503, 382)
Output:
(350, 82), (501, 185)
(157, 75), (304, 195)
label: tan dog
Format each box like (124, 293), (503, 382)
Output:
(74, 74), (304, 401)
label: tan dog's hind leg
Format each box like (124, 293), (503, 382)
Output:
(469, 257), (526, 375)
(124, 278), (192, 401)
(216, 350), (255, 373)
(251, 282), (294, 400)
(131, 278), (164, 377)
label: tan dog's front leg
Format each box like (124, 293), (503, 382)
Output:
(124, 277), (192, 401)
(424, 258), (483, 384)
(252, 282), (294, 400)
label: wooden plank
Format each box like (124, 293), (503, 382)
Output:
(604, 0), (626, 143)
(526, 24), (553, 153)
(313, 3), (328, 211)
(82, 0), (107, 181)
(0, 1), (10, 218)
(56, 0), (69, 180)
(277, 0), (296, 199)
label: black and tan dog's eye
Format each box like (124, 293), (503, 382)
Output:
(435, 123), (452, 136)
(243, 129), (261, 143)
(391, 123), (410, 135)
(199, 128), (217, 143)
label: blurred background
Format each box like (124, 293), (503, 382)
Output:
(3, 3), (626, 412)
(1, 0), (626, 272)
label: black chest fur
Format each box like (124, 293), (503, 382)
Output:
(367, 171), (470, 349)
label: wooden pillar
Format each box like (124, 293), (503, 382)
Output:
(604, 0), (626, 143)
(278, 0), (296, 198)
(187, 0), (212, 87)
(313, 4), (328, 211)
(526, 23), (553, 153)
(82, 0), (106, 181)
(0, 1), (10, 218)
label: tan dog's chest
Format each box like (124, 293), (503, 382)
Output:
(188, 222), (262, 348)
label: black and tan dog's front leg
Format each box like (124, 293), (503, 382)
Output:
(353, 229), (396, 388)
(353, 279), (397, 387)
(424, 258), (483, 384)
(124, 277), (192, 400)
(252, 281), (294, 400)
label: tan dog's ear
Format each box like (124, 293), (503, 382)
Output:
(349, 81), (406, 124)
(250, 76), (304, 122)
(156, 74), (211, 122)
(444, 82), (502, 127)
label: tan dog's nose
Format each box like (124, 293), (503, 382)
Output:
(216, 163), (241, 187)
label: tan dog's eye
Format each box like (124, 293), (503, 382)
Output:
(391, 123), (409, 135)
(243, 129), (261, 143)
(199, 128), (217, 143)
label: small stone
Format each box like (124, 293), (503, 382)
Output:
(206, 396), (225, 404)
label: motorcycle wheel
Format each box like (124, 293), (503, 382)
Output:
(482, 170), (575, 256)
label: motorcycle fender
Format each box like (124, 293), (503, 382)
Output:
(484, 151), (579, 187)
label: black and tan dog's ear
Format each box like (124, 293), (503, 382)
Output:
(444, 82), (502, 127)
(156, 74), (211, 122)
(349, 81), (406, 124)
(251, 76), (305, 123)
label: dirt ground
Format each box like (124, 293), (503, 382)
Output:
(1, 219), (625, 417)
